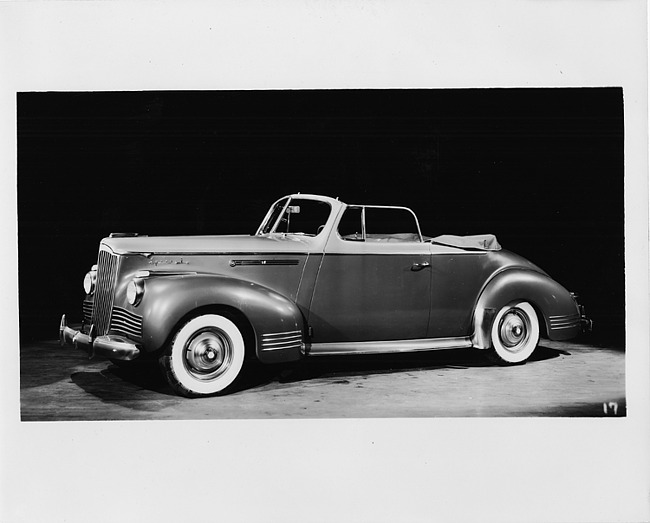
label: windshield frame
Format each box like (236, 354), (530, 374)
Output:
(257, 197), (290, 235)
(255, 195), (334, 237)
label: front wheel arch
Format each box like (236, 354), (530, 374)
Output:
(138, 275), (305, 364)
(160, 304), (257, 361)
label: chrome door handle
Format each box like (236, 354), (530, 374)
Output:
(411, 262), (431, 271)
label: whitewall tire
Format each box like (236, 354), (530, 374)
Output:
(160, 314), (246, 397)
(488, 301), (540, 365)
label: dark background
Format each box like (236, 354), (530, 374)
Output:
(17, 89), (624, 344)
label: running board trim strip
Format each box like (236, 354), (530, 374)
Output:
(307, 336), (473, 356)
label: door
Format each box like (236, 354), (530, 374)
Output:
(308, 205), (432, 343)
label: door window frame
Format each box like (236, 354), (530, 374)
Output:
(337, 204), (424, 243)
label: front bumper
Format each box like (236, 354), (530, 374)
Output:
(59, 314), (141, 361)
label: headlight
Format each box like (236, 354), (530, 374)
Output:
(126, 278), (145, 306)
(83, 265), (97, 294)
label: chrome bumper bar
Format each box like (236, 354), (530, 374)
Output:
(571, 294), (593, 334)
(577, 304), (593, 333)
(59, 314), (141, 361)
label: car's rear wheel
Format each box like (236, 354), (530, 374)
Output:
(159, 313), (246, 397)
(487, 301), (539, 365)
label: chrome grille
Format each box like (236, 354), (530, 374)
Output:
(91, 249), (121, 335)
(260, 330), (303, 352)
(111, 306), (143, 338)
(82, 299), (93, 325)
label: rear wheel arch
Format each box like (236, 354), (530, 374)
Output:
(471, 268), (557, 350)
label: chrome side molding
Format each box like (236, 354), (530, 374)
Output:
(307, 336), (473, 356)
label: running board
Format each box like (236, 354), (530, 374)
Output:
(307, 336), (474, 356)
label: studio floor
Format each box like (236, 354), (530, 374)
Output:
(19, 335), (626, 420)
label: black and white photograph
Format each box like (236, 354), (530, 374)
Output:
(18, 88), (624, 419)
(2, 2), (648, 522)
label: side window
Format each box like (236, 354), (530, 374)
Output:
(338, 207), (364, 241)
(365, 207), (421, 242)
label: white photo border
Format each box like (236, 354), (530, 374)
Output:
(1, 2), (648, 522)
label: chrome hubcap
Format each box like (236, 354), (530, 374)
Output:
(184, 328), (233, 380)
(499, 309), (529, 352)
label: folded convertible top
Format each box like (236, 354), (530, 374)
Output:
(429, 234), (502, 251)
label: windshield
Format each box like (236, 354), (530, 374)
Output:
(259, 197), (289, 234)
(258, 197), (331, 236)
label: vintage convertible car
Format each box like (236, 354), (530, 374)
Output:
(60, 193), (591, 397)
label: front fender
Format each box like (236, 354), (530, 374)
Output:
(137, 274), (305, 364)
(472, 268), (581, 348)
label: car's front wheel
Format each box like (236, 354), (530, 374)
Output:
(159, 313), (246, 397)
(487, 301), (540, 365)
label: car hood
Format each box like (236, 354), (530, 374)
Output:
(101, 234), (316, 255)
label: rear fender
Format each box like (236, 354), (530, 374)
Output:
(472, 268), (581, 349)
(137, 274), (305, 364)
